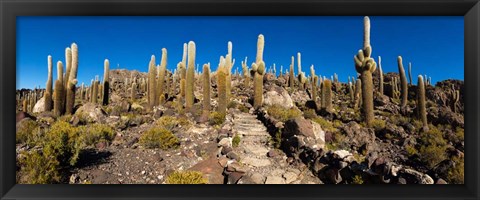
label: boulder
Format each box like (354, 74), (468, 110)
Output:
(284, 117), (325, 150)
(263, 86), (294, 109)
(341, 121), (377, 152)
(74, 102), (107, 123)
(32, 97), (45, 113)
(400, 168), (434, 184)
(188, 157), (225, 184)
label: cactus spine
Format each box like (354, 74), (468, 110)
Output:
(354, 16), (377, 126)
(397, 56), (408, 109)
(217, 57), (227, 114)
(148, 55), (157, 110)
(157, 48), (167, 105)
(44, 55), (53, 111)
(54, 61), (65, 116)
(417, 75), (428, 130)
(103, 59), (110, 106)
(185, 41), (196, 111)
(378, 56), (384, 95)
(203, 63), (211, 114)
(253, 34), (265, 109)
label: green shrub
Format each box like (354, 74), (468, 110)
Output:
(44, 121), (82, 166)
(390, 115), (410, 126)
(303, 109), (317, 119)
(312, 117), (337, 132)
(166, 171), (208, 184)
(266, 105), (302, 122)
(238, 104), (249, 113)
(16, 119), (39, 145)
(18, 151), (61, 184)
(156, 116), (179, 132)
(447, 155), (464, 184)
(352, 175), (364, 184)
(227, 101), (237, 109)
(370, 119), (386, 132)
(455, 127), (464, 141)
(232, 135), (241, 148)
(418, 126), (447, 168)
(139, 127), (180, 150)
(80, 124), (115, 147)
(209, 112), (226, 126)
(269, 130), (282, 149)
(405, 144), (418, 157)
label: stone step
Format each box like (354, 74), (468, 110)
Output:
(234, 124), (267, 131)
(241, 157), (272, 167)
(233, 119), (263, 125)
(236, 130), (270, 137)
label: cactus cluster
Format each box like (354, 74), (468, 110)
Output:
(354, 16), (377, 126)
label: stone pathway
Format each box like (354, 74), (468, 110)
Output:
(231, 111), (322, 184)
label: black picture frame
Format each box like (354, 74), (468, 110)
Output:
(1, 0), (479, 199)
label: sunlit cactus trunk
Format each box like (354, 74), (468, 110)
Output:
(102, 59), (110, 106)
(253, 34), (265, 109)
(44, 55), (53, 111)
(397, 56), (408, 109)
(225, 41), (233, 101)
(65, 43), (78, 115)
(417, 75), (428, 131)
(54, 61), (65, 116)
(289, 56), (295, 89)
(218, 57), (227, 114)
(378, 56), (384, 95)
(157, 48), (167, 106)
(408, 62), (413, 86)
(354, 16), (377, 126)
(241, 57), (250, 88)
(203, 63), (211, 114)
(148, 55), (157, 110)
(186, 41), (196, 111)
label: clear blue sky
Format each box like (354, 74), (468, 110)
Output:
(16, 16), (464, 89)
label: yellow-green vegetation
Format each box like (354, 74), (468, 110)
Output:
(19, 120), (83, 184)
(352, 175), (364, 184)
(16, 119), (39, 145)
(405, 144), (418, 157)
(311, 117), (337, 133)
(455, 127), (464, 141)
(139, 127), (180, 150)
(232, 135), (241, 148)
(227, 101), (237, 109)
(353, 152), (366, 163)
(238, 104), (249, 113)
(155, 116), (179, 132)
(79, 124), (115, 147)
(269, 130), (282, 149)
(18, 151), (61, 184)
(209, 111), (226, 126)
(303, 109), (317, 119)
(325, 131), (347, 151)
(447, 155), (464, 184)
(417, 125), (447, 168)
(266, 105), (302, 122)
(165, 171), (208, 184)
(370, 119), (386, 132)
(390, 114), (410, 126)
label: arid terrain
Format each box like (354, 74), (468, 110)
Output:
(15, 17), (464, 184)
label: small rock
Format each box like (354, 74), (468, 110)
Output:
(250, 173), (265, 184)
(265, 176), (285, 184)
(226, 151), (240, 161)
(282, 172), (298, 184)
(267, 149), (280, 158)
(227, 172), (244, 184)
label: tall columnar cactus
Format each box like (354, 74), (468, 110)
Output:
(417, 75), (428, 130)
(203, 63), (211, 114)
(157, 48), (167, 105)
(397, 56), (408, 109)
(148, 55), (157, 110)
(92, 77), (99, 104)
(80, 82), (84, 100)
(348, 81), (354, 102)
(323, 79), (332, 112)
(408, 62), (413, 86)
(451, 85), (460, 113)
(241, 57), (250, 87)
(23, 98), (28, 112)
(354, 16), (377, 126)
(102, 59), (110, 106)
(217, 57), (227, 114)
(44, 55), (53, 111)
(312, 75), (318, 102)
(185, 41), (196, 111)
(378, 56), (384, 95)
(65, 43), (78, 115)
(297, 52), (302, 75)
(181, 43), (188, 98)
(289, 56), (295, 88)
(225, 41), (234, 100)
(64, 47), (72, 89)
(131, 82), (137, 101)
(54, 61), (65, 116)
(252, 34), (266, 109)
(354, 79), (362, 110)
(310, 65), (315, 83)
(298, 72), (307, 90)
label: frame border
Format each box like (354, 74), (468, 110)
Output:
(1, 0), (479, 200)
